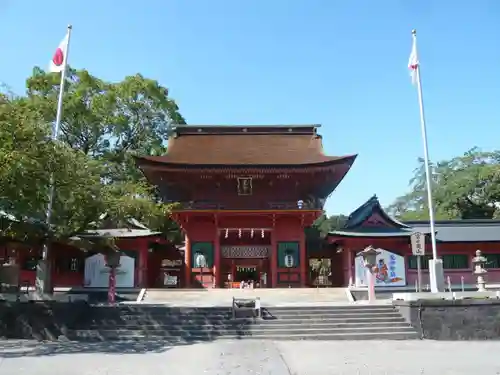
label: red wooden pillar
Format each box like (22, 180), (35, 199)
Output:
(300, 228), (307, 287)
(271, 229), (277, 288)
(138, 238), (149, 288)
(184, 234), (191, 288)
(346, 246), (353, 287)
(214, 228), (221, 288)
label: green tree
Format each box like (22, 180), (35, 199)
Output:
(1, 67), (186, 240)
(388, 148), (500, 220)
(23, 67), (186, 235)
(305, 213), (348, 251)
(0, 93), (105, 238)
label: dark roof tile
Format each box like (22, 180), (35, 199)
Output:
(136, 125), (356, 166)
(405, 220), (500, 242)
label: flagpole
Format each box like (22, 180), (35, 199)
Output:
(412, 29), (442, 292)
(39, 25), (72, 293)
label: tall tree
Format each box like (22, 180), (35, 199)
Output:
(388, 148), (500, 220)
(0, 93), (105, 237)
(0, 67), (187, 239)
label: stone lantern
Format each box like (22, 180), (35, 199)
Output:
(194, 252), (207, 268)
(357, 246), (381, 303)
(284, 251), (295, 288)
(194, 252), (207, 288)
(472, 249), (488, 292)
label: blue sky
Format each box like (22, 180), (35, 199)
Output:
(2, 1), (500, 216)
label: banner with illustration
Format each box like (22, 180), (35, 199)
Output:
(354, 248), (406, 287)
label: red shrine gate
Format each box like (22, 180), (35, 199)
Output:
(136, 125), (356, 288)
(173, 211), (319, 288)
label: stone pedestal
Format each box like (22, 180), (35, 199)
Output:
(35, 259), (52, 294)
(429, 259), (445, 292)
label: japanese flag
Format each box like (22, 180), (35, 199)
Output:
(408, 37), (419, 85)
(49, 32), (69, 73)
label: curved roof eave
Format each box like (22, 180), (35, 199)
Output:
(135, 154), (358, 170)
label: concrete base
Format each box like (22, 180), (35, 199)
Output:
(394, 298), (500, 340)
(429, 259), (445, 292)
(393, 291), (500, 301)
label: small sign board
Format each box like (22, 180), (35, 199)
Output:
(410, 232), (425, 256)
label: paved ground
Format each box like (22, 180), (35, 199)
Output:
(143, 288), (351, 306)
(1, 339), (500, 374)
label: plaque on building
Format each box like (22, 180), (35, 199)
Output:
(221, 246), (269, 259)
(237, 177), (252, 196)
(161, 259), (183, 268)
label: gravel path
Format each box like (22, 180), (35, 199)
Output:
(1, 339), (500, 374)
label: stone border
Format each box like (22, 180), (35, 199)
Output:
(394, 299), (500, 340)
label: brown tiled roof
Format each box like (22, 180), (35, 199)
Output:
(137, 125), (356, 166)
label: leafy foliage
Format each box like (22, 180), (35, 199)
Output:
(0, 67), (186, 240)
(305, 214), (348, 250)
(387, 148), (500, 220)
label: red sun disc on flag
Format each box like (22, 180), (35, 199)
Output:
(52, 48), (64, 66)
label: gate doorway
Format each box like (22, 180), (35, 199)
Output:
(221, 258), (270, 288)
(234, 265), (258, 283)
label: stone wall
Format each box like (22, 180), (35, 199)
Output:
(0, 300), (92, 340)
(394, 299), (500, 340)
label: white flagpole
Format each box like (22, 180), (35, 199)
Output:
(44, 24), (72, 246)
(411, 29), (442, 292)
(39, 25), (72, 293)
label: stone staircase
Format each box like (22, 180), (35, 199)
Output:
(66, 304), (419, 341)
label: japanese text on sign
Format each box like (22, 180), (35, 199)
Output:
(411, 232), (425, 255)
(389, 254), (397, 278)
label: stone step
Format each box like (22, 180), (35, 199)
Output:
(84, 320), (410, 330)
(84, 316), (407, 326)
(75, 326), (416, 336)
(103, 312), (403, 322)
(85, 312), (403, 325)
(66, 330), (419, 341)
(260, 305), (395, 311)
(101, 305), (394, 313)
(145, 288), (348, 296)
(104, 307), (398, 315)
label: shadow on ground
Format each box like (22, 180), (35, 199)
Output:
(0, 339), (178, 358)
(0, 300), (255, 357)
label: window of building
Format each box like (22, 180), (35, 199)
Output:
(408, 254), (469, 269)
(485, 254), (500, 269)
(21, 256), (39, 271)
(442, 254), (469, 269)
(407, 255), (431, 270)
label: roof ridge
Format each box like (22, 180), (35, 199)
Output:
(344, 195), (409, 230)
